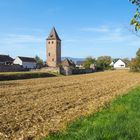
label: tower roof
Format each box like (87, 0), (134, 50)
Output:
(47, 27), (61, 41)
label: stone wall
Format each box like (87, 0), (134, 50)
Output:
(33, 67), (60, 74)
(60, 67), (94, 76)
(60, 66), (73, 76)
(72, 68), (94, 75)
(33, 67), (94, 76)
(0, 65), (25, 72)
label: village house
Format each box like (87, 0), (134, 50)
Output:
(0, 55), (14, 65)
(76, 61), (84, 68)
(13, 56), (37, 69)
(61, 58), (75, 75)
(110, 59), (126, 69)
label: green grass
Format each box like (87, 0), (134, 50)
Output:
(44, 86), (140, 140)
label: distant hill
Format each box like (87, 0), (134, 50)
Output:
(61, 57), (85, 63)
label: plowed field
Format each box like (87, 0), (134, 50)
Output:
(0, 70), (140, 140)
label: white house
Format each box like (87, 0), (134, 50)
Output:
(13, 56), (37, 69)
(110, 59), (126, 69)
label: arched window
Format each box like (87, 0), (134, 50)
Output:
(52, 41), (54, 44)
(48, 53), (50, 56)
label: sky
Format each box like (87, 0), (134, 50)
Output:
(0, 0), (139, 60)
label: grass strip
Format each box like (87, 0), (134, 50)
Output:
(44, 86), (140, 140)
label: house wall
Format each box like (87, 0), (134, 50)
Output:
(13, 57), (23, 66)
(114, 60), (126, 69)
(14, 57), (36, 69)
(22, 62), (36, 69)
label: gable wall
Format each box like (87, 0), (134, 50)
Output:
(114, 60), (126, 68)
(13, 57), (23, 65)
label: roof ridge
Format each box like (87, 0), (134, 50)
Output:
(17, 56), (36, 63)
(18, 56), (35, 58)
(47, 27), (61, 41)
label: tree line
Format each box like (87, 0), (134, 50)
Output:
(83, 48), (140, 72)
(83, 56), (130, 71)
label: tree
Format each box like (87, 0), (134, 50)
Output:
(136, 47), (140, 57)
(130, 48), (140, 71)
(135, 48), (140, 68)
(83, 57), (95, 69)
(130, 58), (138, 71)
(129, 0), (140, 31)
(122, 58), (131, 67)
(35, 55), (44, 69)
(96, 56), (112, 71)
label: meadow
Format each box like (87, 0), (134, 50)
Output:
(0, 70), (140, 139)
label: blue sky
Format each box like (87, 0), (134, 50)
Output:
(0, 0), (139, 60)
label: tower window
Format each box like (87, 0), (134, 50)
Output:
(48, 41), (50, 44)
(48, 53), (50, 56)
(52, 41), (54, 44)
(52, 58), (54, 61)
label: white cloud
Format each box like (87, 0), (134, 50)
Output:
(0, 34), (44, 45)
(65, 25), (140, 48)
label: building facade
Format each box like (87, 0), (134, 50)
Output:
(46, 27), (61, 67)
(13, 56), (37, 69)
(110, 59), (126, 69)
(61, 58), (75, 75)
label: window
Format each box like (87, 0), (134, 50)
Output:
(52, 41), (54, 44)
(48, 53), (50, 56)
(48, 41), (50, 44)
(52, 58), (54, 61)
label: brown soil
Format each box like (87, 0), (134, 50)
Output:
(0, 70), (140, 139)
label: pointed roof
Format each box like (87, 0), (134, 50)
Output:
(112, 58), (121, 63)
(47, 27), (61, 41)
(62, 58), (75, 67)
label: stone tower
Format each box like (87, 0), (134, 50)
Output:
(46, 27), (61, 67)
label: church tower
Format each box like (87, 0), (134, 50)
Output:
(46, 27), (61, 67)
